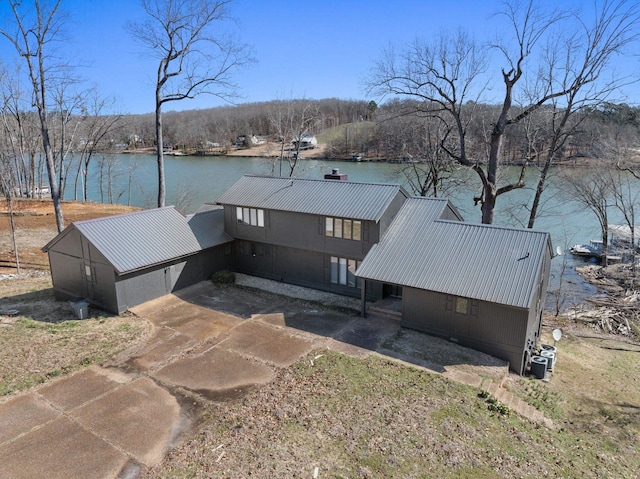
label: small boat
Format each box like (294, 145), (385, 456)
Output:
(569, 240), (603, 258)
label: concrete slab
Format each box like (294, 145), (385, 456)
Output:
(334, 315), (401, 351)
(257, 309), (359, 338)
(324, 338), (373, 359)
(222, 321), (317, 367)
(37, 366), (133, 412)
(0, 394), (60, 444)
(129, 293), (182, 317)
(0, 415), (128, 479)
(126, 327), (196, 371)
(153, 347), (275, 400)
(135, 298), (242, 340)
(187, 285), (276, 318)
(72, 377), (181, 466)
(170, 311), (241, 340)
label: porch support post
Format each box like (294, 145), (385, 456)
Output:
(360, 280), (367, 318)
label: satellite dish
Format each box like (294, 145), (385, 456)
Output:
(552, 328), (562, 345)
(556, 246), (563, 257)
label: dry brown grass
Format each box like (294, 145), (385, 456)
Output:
(0, 274), (152, 397)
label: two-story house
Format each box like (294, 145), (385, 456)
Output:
(215, 175), (409, 299)
(43, 173), (552, 374)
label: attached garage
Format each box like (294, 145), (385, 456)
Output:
(43, 206), (232, 314)
(357, 197), (552, 374)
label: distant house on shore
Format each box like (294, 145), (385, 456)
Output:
(43, 174), (552, 374)
(291, 134), (318, 149)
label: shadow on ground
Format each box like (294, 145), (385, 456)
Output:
(173, 281), (509, 380)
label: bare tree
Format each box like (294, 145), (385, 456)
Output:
(70, 92), (123, 202)
(610, 164), (640, 285)
(375, 104), (463, 197)
(0, 64), (39, 199)
(526, 0), (640, 228)
(128, 0), (253, 207)
(267, 100), (320, 176)
(0, 157), (20, 273)
(0, 0), (70, 232)
(562, 167), (614, 266)
(50, 80), (84, 200)
(368, 1), (638, 225)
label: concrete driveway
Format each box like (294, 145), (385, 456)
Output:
(0, 279), (511, 478)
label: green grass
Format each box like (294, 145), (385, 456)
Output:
(142, 347), (640, 478)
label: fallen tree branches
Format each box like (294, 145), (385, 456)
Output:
(573, 264), (639, 337)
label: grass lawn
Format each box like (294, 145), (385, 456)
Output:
(142, 345), (639, 478)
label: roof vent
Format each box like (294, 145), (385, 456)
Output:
(324, 168), (348, 181)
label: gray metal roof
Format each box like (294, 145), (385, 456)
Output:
(357, 198), (552, 309)
(187, 207), (233, 249)
(215, 175), (409, 221)
(45, 206), (231, 274)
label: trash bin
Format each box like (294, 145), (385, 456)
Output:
(70, 300), (89, 319)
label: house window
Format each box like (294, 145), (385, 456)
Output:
(330, 256), (362, 288)
(325, 217), (362, 240)
(325, 217), (334, 236)
(237, 206), (265, 227)
(455, 297), (468, 315)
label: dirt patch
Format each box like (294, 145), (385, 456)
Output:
(0, 200), (139, 273)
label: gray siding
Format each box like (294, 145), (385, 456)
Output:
(233, 241), (376, 300)
(224, 206), (378, 260)
(402, 287), (528, 372)
(114, 246), (233, 313)
(378, 191), (411, 239)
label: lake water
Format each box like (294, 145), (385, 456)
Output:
(70, 153), (620, 310)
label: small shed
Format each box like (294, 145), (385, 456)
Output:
(43, 206), (232, 314)
(357, 197), (552, 374)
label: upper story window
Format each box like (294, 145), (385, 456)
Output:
(325, 217), (361, 240)
(237, 207), (265, 227)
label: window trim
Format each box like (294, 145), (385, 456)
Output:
(325, 217), (362, 241)
(330, 255), (362, 288)
(237, 206), (265, 227)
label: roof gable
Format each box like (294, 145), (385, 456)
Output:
(215, 175), (409, 221)
(187, 207), (233, 249)
(357, 197), (552, 309)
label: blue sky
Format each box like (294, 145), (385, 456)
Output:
(1, 0), (638, 114)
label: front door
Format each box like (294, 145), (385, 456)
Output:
(82, 262), (95, 300)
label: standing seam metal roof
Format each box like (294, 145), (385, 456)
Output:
(356, 198), (551, 309)
(46, 206), (232, 274)
(215, 175), (409, 221)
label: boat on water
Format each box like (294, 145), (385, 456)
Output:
(569, 240), (603, 258)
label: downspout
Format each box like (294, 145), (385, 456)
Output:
(360, 280), (367, 318)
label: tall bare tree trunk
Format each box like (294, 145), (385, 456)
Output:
(41, 124), (64, 232)
(155, 100), (166, 208)
(5, 195), (20, 274)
